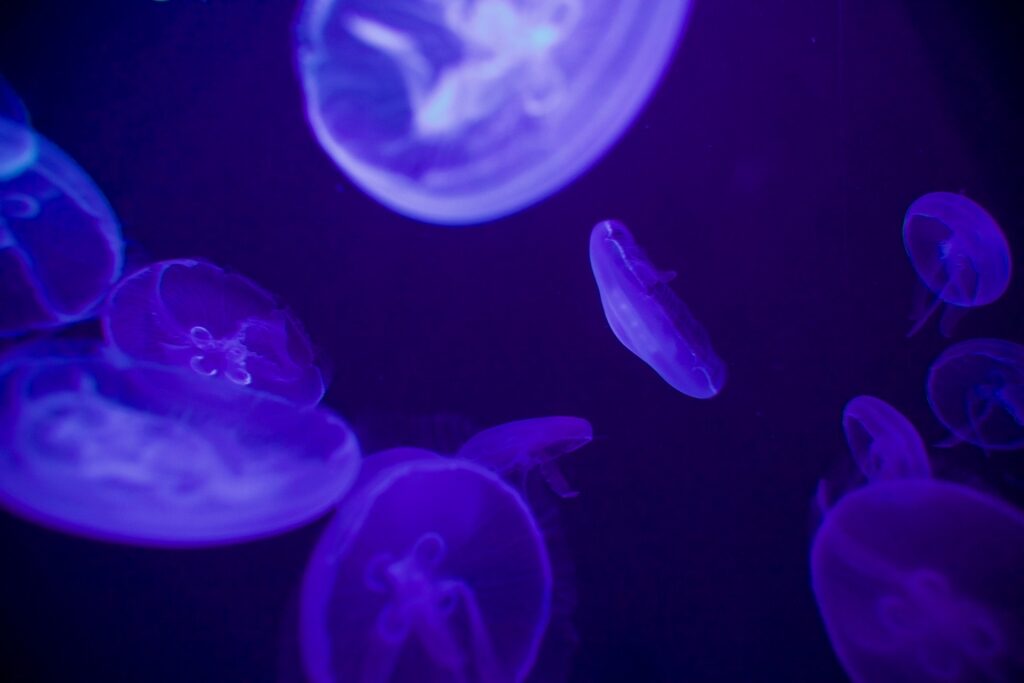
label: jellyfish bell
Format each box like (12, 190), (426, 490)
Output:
(0, 75), (36, 181)
(842, 396), (931, 482)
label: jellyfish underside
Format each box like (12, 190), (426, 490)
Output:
(160, 317), (295, 388)
(906, 217), (980, 338)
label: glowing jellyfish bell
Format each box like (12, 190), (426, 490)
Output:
(301, 449), (552, 683)
(841, 396), (931, 482)
(295, 0), (691, 224)
(0, 75), (37, 181)
(811, 479), (1024, 682)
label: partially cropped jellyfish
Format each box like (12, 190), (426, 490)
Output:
(0, 75), (37, 180)
(811, 479), (1024, 682)
(456, 416), (592, 498)
(301, 449), (552, 683)
(589, 219), (726, 398)
(103, 259), (325, 407)
(295, 0), (690, 224)
(903, 192), (1011, 337)
(842, 396), (931, 482)
(927, 339), (1024, 452)
(0, 349), (360, 546)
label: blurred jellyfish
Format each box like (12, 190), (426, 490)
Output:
(301, 449), (552, 683)
(0, 75), (36, 180)
(103, 259), (325, 407)
(811, 479), (1024, 682)
(590, 219), (726, 398)
(456, 416), (592, 498)
(294, 0), (690, 224)
(0, 349), (360, 546)
(842, 396), (931, 482)
(903, 192), (1011, 337)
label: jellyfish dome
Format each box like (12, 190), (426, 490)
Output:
(103, 259), (325, 407)
(811, 479), (1024, 682)
(0, 75), (36, 180)
(295, 0), (690, 224)
(0, 350), (360, 546)
(301, 449), (553, 683)
(842, 396), (931, 482)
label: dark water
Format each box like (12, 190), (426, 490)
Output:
(1, 1), (1022, 681)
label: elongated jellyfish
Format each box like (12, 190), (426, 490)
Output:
(295, 0), (690, 224)
(842, 396), (931, 482)
(0, 75), (36, 180)
(103, 259), (325, 407)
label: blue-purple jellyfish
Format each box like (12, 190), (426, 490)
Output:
(295, 0), (691, 224)
(301, 449), (552, 682)
(842, 396), (931, 482)
(812, 479), (1024, 682)
(103, 259), (325, 407)
(0, 350), (360, 546)
(0, 75), (36, 181)
(589, 219), (726, 398)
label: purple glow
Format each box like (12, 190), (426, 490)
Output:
(842, 396), (931, 482)
(0, 75), (35, 181)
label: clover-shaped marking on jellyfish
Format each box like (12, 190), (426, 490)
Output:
(842, 396), (931, 482)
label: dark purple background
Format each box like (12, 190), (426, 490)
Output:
(1, 1), (1022, 681)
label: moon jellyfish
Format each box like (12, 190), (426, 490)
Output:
(0, 75), (36, 180)
(0, 351), (360, 546)
(103, 259), (325, 407)
(456, 416), (592, 498)
(295, 0), (690, 224)
(927, 339), (1024, 452)
(589, 219), (726, 398)
(301, 449), (552, 683)
(903, 192), (1011, 337)
(811, 479), (1024, 682)
(842, 396), (931, 482)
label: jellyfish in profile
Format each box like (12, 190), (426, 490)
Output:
(0, 349), (360, 546)
(589, 219), (726, 398)
(301, 449), (552, 682)
(456, 416), (592, 498)
(103, 259), (325, 407)
(842, 396), (931, 482)
(0, 75), (37, 180)
(811, 479), (1024, 682)
(295, 0), (691, 224)
(903, 192), (1011, 337)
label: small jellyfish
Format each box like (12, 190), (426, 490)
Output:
(0, 75), (37, 181)
(811, 479), (1024, 682)
(456, 416), (592, 498)
(589, 219), (726, 398)
(301, 450), (552, 683)
(927, 339), (1024, 452)
(294, 0), (691, 224)
(103, 259), (325, 407)
(842, 396), (931, 482)
(903, 192), (1011, 337)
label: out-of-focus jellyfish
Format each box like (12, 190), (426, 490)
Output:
(927, 339), (1024, 452)
(0, 350), (360, 546)
(0, 75), (36, 181)
(456, 416), (592, 498)
(589, 219), (726, 398)
(842, 396), (931, 482)
(811, 479), (1024, 682)
(301, 449), (552, 682)
(103, 259), (325, 407)
(295, 0), (690, 224)
(903, 192), (1011, 337)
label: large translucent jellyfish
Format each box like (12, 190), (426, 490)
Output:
(0, 132), (123, 336)
(927, 339), (1024, 452)
(589, 219), (726, 398)
(0, 75), (37, 180)
(0, 350), (360, 546)
(842, 396), (931, 482)
(103, 259), (325, 407)
(811, 479), (1024, 682)
(301, 449), (552, 682)
(456, 416), (592, 498)
(903, 192), (1011, 337)
(295, 0), (690, 224)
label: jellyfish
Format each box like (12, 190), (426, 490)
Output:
(0, 75), (36, 181)
(589, 219), (726, 398)
(842, 396), (931, 482)
(456, 416), (592, 498)
(294, 0), (691, 224)
(301, 449), (552, 683)
(0, 349), (360, 546)
(103, 259), (325, 407)
(903, 192), (1011, 337)
(811, 479), (1024, 682)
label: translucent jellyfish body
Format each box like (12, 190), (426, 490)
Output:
(301, 450), (552, 683)
(103, 259), (325, 407)
(589, 219), (726, 398)
(927, 339), (1024, 451)
(0, 352), (360, 546)
(811, 479), (1024, 682)
(842, 396), (931, 482)
(295, 0), (690, 224)
(903, 192), (1011, 337)
(0, 75), (36, 180)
